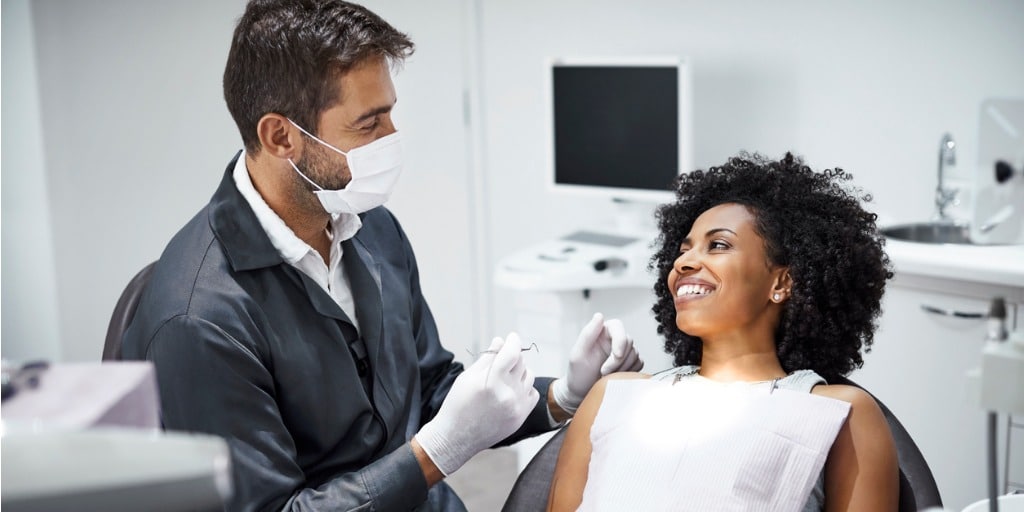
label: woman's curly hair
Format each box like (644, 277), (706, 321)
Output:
(650, 152), (893, 380)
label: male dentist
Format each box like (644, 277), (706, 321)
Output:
(121, 1), (643, 510)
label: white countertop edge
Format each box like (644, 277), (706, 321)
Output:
(883, 238), (1024, 288)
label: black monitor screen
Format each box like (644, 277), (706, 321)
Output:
(552, 65), (678, 192)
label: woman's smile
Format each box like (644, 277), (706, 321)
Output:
(673, 278), (716, 305)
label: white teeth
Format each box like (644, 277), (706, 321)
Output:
(677, 284), (712, 297)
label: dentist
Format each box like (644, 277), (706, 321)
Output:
(121, 1), (642, 511)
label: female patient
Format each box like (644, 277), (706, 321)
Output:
(548, 153), (899, 511)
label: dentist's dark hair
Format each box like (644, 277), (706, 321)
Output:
(649, 152), (893, 381)
(224, 0), (414, 154)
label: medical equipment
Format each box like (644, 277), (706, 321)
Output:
(971, 296), (1024, 512)
(0, 360), (49, 402)
(971, 98), (1024, 245)
(0, 361), (232, 511)
(494, 230), (653, 293)
(468, 342), (539, 357)
(544, 56), (693, 207)
(1, 428), (232, 511)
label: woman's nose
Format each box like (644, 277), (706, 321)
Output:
(673, 250), (700, 273)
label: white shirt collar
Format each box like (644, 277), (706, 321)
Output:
(232, 153), (361, 264)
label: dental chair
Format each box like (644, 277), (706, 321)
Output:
(501, 376), (942, 512)
(103, 261), (157, 361)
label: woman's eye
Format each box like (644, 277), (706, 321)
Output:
(709, 240), (730, 250)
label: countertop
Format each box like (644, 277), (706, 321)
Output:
(883, 237), (1024, 288)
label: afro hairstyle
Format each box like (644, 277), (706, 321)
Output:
(650, 152), (893, 380)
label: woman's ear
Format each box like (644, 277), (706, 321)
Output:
(770, 268), (793, 303)
(256, 113), (300, 160)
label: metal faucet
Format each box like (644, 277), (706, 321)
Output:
(935, 133), (958, 221)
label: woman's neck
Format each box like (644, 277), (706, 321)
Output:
(697, 333), (786, 383)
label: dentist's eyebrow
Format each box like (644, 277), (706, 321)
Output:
(353, 105), (392, 124)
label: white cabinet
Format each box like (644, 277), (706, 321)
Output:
(850, 273), (1023, 511)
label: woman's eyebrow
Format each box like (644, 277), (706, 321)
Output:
(680, 227), (736, 246)
(705, 227), (737, 237)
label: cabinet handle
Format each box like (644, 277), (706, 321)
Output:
(920, 304), (986, 319)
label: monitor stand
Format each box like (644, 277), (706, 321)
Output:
(560, 230), (638, 247)
(606, 197), (660, 236)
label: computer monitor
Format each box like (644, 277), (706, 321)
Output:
(545, 56), (693, 204)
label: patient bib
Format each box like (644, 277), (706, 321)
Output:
(578, 371), (850, 512)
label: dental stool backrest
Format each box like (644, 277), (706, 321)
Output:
(103, 261), (157, 361)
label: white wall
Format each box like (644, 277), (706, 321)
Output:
(1, 0), (63, 362)
(28, 0), (245, 362)
(370, 0), (484, 364)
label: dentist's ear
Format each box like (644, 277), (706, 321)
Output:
(256, 113), (300, 159)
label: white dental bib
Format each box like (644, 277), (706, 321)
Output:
(579, 371), (850, 511)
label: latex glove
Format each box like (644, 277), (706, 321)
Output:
(551, 313), (643, 415)
(414, 333), (539, 476)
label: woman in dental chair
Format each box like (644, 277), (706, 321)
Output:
(547, 152), (899, 511)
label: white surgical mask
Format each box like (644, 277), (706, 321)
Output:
(286, 119), (403, 215)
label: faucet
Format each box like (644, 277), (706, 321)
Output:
(935, 133), (958, 221)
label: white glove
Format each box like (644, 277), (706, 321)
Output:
(414, 333), (539, 476)
(551, 313), (643, 415)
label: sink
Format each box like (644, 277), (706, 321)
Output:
(880, 222), (974, 244)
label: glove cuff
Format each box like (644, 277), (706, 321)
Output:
(414, 421), (477, 477)
(551, 377), (583, 416)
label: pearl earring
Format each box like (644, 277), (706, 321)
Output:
(773, 293), (781, 301)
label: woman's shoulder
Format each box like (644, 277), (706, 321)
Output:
(813, 382), (900, 508)
(811, 383), (893, 449)
(604, 371), (650, 382)
(587, 371), (651, 400)
(811, 382), (882, 412)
